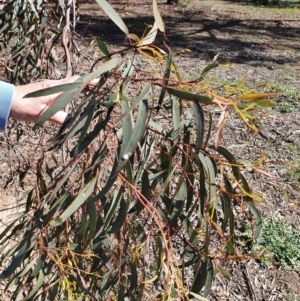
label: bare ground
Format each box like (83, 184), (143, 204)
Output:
(0, 0), (300, 300)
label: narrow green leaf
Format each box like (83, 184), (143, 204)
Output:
(131, 170), (149, 214)
(189, 292), (209, 301)
(191, 259), (207, 293)
(29, 254), (45, 278)
(79, 208), (88, 246)
(170, 200), (184, 222)
(115, 99), (148, 174)
(77, 101), (98, 145)
(215, 146), (240, 181)
(119, 98), (132, 159)
(148, 119), (168, 136)
(70, 107), (112, 157)
(220, 192), (230, 231)
(186, 161), (195, 213)
(158, 53), (172, 110)
(97, 40), (110, 56)
(192, 102), (205, 151)
(153, 0), (165, 32)
(104, 185), (123, 231)
(203, 111), (212, 149)
(87, 202), (97, 243)
(171, 95), (181, 145)
(17, 258), (37, 278)
(240, 174), (253, 202)
(128, 262), (138, 292)
(24, 82), (83, 98)
(120, 82), (150, 119)
(48, 281), (59, 301)
(153, 236), (163, 273)
(215, 262), (230, 280)
(47, 162), (78, 201)
(55, 172), (102, 225)
(228, 208), (235, 255)
(24, 269), (45, 300)
(203, 259), (213, 297)
(95, 0), (129, 35)
(0, 213), (26, 243)
(118, 283), (125, 301)
(246, 203), (262, 239)
(166, 87), (212, 104)
(35, 57), (119, 127)
(202, 154), (216, 210)
(0, 238), (30, 280)
(200, 62), (218, 78)
(109, 198), (129, 233)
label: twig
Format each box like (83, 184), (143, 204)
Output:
(243, 262), (258, 301)
(62, 0), (73, 79)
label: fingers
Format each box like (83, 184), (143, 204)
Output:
(82, 78), (99, 93)
(49, 110), (68, 125)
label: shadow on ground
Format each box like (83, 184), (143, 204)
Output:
(222, 0), (300, 8)
(77, 2), (300, 67)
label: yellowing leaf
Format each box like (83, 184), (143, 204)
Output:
(254, 99), (276, 108)
(238, 93), (280, 102)
(139, 22), (158, 46)
(141, 275), (158, 284)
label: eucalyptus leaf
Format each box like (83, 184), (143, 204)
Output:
(95, 0), (129, 35)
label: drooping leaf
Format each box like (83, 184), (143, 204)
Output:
(35, 57), (119, 127)
(54, 172), (103, 225)
(103, 184), (123, 231)
(203, 259), (213, 297)
(0, 238), (30, 280)
(246, 203), (262, 239)
(191, 259), (207, 294)
(139, 22), (159, 46)
(120, 81), (150, 118)
(192, 102), (205, 151)
(157, 53), (172, 110)
(152, 0), (164, 32)
(109, 198), (129, 233)
(215, 146), (240, 181)
(220, 191), (230, 231)
(171, 94), (181, 145)
(115, 99), (149, 174)
(24, 269), (45, 300)
(95, 0), (129, 35)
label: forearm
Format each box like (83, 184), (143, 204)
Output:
(0, 80), (15, 130)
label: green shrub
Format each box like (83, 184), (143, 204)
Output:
(0, 0), (277, 300)
(243, 218), (300, 270)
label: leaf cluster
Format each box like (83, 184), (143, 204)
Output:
(0, 0), (277, 300)
(0, 0), (49, 83)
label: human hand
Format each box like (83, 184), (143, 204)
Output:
(10, 76), (98, 125)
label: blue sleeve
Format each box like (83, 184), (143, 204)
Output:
(0, 80), (15, 131)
